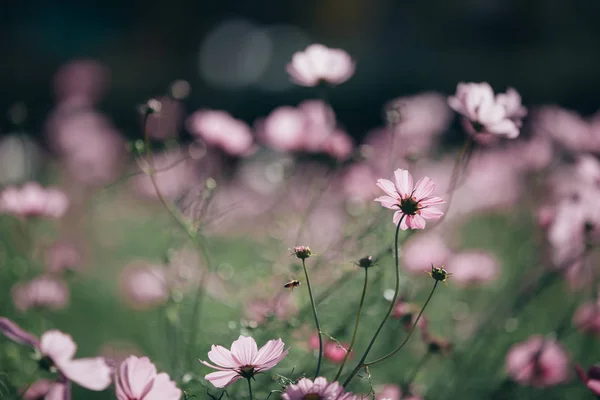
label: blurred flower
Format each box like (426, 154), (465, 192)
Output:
(11, 276), (69, 312)
(443, 251), (500, 286)
(0, 319), (112, 391)
(422, 333), (452, 355)
(99, 340), (144, 369)
(53, 59), (109, 108)
(45, 242), (82, 274)
(143, 96), (184, 139)
(245, 293), (297, 324)
(575, 363), (600, 397)
(22, 379), (66, 400)
(115, 355), (181, 400)
(496, 87), (528, 127)
(505, 336), (570, 387)
(401, 232), (451, 274)
(119, 263), (169, 310)
(392, 300), (428, 332)
(324, 341), (348, 363)
(573, 300), (600, 336)
(375, 384), (423, 400)
(200, 335), (289, 388)
(532, 106), (600, 153)
(286, 44), (355, 87)
(341, 164), (379, 201)
(292, 245), (312, 260)
(282, 377), (357, 400)
(308, 333), (321, 351)
(186, 110), (254, 156)
(323, 130), (353, 161)
(375, 169), (444, 229)
(0, 182), (68, 219)
(448, 82), (522, 139)
(255, 106), (308, 152)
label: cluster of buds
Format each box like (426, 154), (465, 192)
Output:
(291, 246), (312, 260)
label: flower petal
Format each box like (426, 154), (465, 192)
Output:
(0, 317), (39, 347)
(394, 169), (413, 198)
(230, 336), (258, 366)
(374, 195), (398, 209)
(59, 357), (112, 391)
(204, 370), (241, 388)
(393, 211), (405, 228)
(413, 176), (436, 201)
(420, 207), (444, 220)
(40, 331), (77, 364)
(375, 179), (398, 198)
(143, 372), (182, 400)
(406, 214), (426, 230)
(419, 196), (445, 206)
(208, 345), (239, 369)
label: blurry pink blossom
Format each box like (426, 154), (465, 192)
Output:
(0, 318), (112, 391)
(575, 364), (600, 397)
(376, 384), (402, 400)
(115, 355), (181, 400)
(401, 232), (451, 274)
(323, 130), (353, 161)
(375, 169), (445, 229)
(11, 276), (69, 312)
(324, 341), (348, 364)
(444, 251), (500, 286)
(99, 340), (144, 369)
(200, 335), (288, 388)
(286, 44), (355, 87)
(0, 182), (68, 219)
(282, 377), (358, 400)
(448, 82), (522, 139)
(573, 300), (600, 336)
(298, 100), (336, 151)
(22, 379), (67, 400)
(392, 300), (428, 332)
(53, 59), (109, 107)
(45, 242), (82, 274)
(496, 87), (528, 127)
(532, 106), (600, 153)
(341, 164), (380, 201)
(143, 96), (185, 139)
(245, 293), (297, 324)
(255, 106), (307, 152)
(505, 336), (570, 387)
(308, 333), (321, 351)
(119, 263), (169, 310)
(187, 110), (254, 156)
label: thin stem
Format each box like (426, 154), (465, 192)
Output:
(247, 378), (253, 400)
(366, 281), (439, 366)
(334, 267), (369, 381)
(342, 217), (403, 388)
(437, 137), (474, 224)
(405, 351), (431, 386)
(302, 258), (323, 379)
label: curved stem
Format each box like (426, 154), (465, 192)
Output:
(334, 267), (369, 381)
(302, 258), (323, 379)
(247, 377), (253, 400)
(342, 217), (403, 388)
(366, 281), (439, 366)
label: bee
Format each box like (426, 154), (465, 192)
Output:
(284, 280), (301, 291)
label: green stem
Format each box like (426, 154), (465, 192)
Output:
(247, 377), (253, 400)
(302, 258), (323, 379)
(334, 267), (369, 381)
(404, 351), (431, 386)
(366, 281), (439, 366)
(342, 217), (403, 388)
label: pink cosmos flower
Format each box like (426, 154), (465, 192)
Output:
(575, 363), (600, 397)
(200, 335), (289, 388)
(324, 341), (348, 364)
(0, 182), (68, 219)
(401, 232), (451, 274)
(282, 377), (358, 400)
(119, 263), (169, 310)
(496, 87), (528, 127)
(11, 275), (69, 312)
(375, 384), (423, 400)
(0, 318), (112, 391)
(255, 106), (307, 152)
(53, 59), (109, 108)
(573, 300), (600, 336)
(186, 110), (254, 156)
(22, 379), (67, 400)
(505, 336), (570, 387)
(444, 251), (500, 286)
(245, 292), (297, 325)
(286, 44), (355, 87)
(45, 242), (82, 274)
(392, 300), (428, 332)
(375, 169), (444, 229)
(448, 82), (522, 139)
(115, 355), (181, 400)
(532, 106), (600, 153)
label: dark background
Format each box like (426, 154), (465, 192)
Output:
(1, 0), (600, 142)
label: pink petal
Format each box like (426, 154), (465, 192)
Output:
(393, 211), (405, 227)
(394, 169), (413, 198)
(59, 357), (112, 391)
(419, 207), (444, 220)
(412, 176), (436, 201)
(40, 331), (77, 364)
(253, 339), (284, 366)
(0, 317), (39, 347)
(376, 179), (398, 198)
(199, 359), (231, 371)
(406, 214), (426, 230)
(119, 356), (156, 399)
(204, 370), (241, 388)
(419, 196), (445, 206)
(588, 380), (600, 395)
(143, 372), (182, 400)
(45, 382), (68, 400)
(374, 195), (398, 209)
(230, 336), (258, 366)
(208, 345), (239, 369)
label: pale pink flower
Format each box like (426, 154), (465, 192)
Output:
(143, 96), (184, 139)
(245, 293), (297, 324)
(11, 276), (69, 312)
(0, 318), (112, 391)
(0, 182), (68, 219)
(401, 232), (451, 274)
(298, 100), (336, 151)
(376, 384), (422, 400)
(308, 333), (321, 351)
(505, 336), (570, 387)
(115, 355), (181, 400)
(186, 110), (254, 156)
(444, 251), (500, 286)
(286, 44), (355, 87)
(573, 300), (600, 336)
(391, 300), (428, 332)
(22, 379), (67, 400)
(45, 242), (82, 274)
(575, 364), (600, 396)
(282, 377), (358, 400)
(53, 59), (109, 107)
(448, 82), (521, 139)
(324, 341), (348, 364)
(119, 263), (169, 310)
(200, 335), (289, 388)
(341, 164), (380, 201)
(532, 106), (600, 153)
(323, 130), (353, 161)
(375, 169), (445, 229)
(255, 106), (307, 152)
(495, 87), (528, 127)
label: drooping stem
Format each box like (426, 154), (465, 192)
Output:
(302, 258), (323, 379)
(366, 281), (439, 366)
(247, 377), (253, 400)
(342, 217), (403, 388)
(334, 267), (369, 381)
